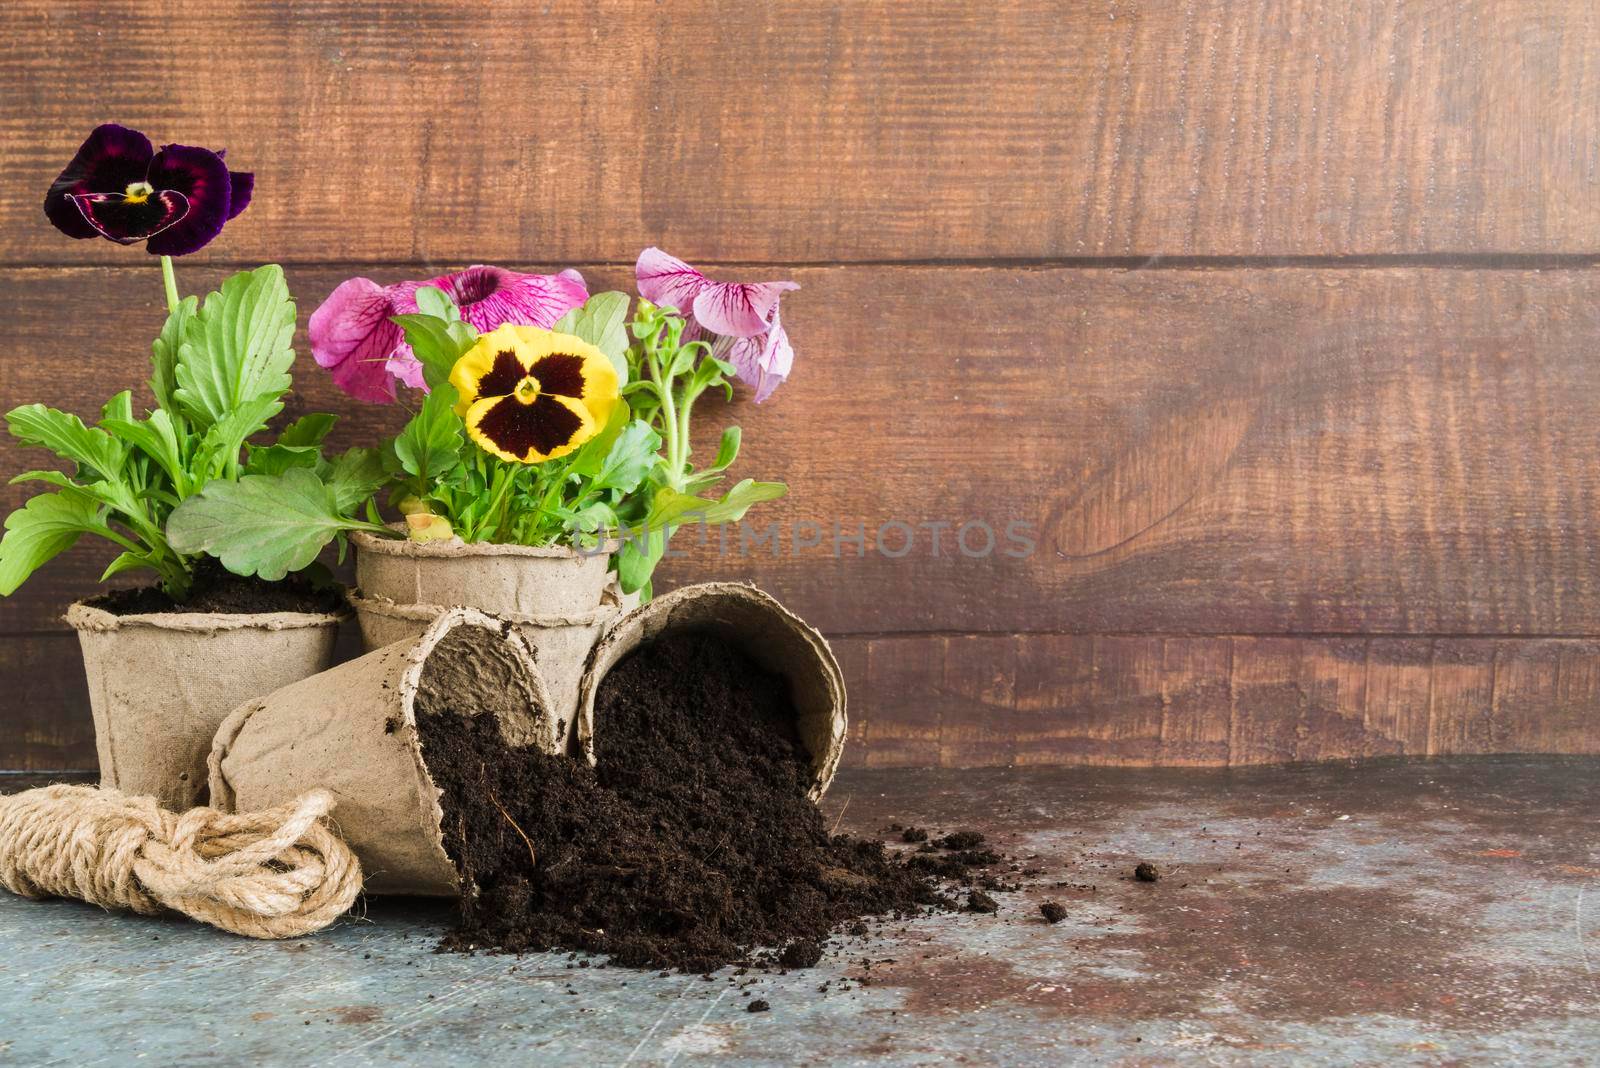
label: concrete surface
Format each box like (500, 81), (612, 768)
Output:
(0, 758), (1597, 1066)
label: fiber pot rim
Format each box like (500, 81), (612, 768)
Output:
(351, 527), (621, 561)
(392, 607), (553, 738)
(64, 600), (348, 635)
(345, 586), (624, 629)
(575, 582), (848, 801)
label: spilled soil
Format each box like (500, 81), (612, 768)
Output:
(417, 631), (1000, 972)
(88, 558), (344, 616)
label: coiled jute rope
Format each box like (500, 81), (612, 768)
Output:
(0, 784), (362, 939)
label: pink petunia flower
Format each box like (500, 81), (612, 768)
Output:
(310, 265), (588, 403)
(634, 247), (797, 402)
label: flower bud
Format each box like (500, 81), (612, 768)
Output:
(405, 512), (454, 542)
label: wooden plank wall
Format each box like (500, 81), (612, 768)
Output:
(1, 1), (1597, 769)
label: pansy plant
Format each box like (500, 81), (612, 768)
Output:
(0, 127), (380, 600)
(169, 252), (795, 599)
(0, 266), (385, 598)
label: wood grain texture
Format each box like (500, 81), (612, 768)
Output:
(15, 631), (1591, 771)
(2, 1), (1598, 265)
(4, 263), (1599, 639)
(855, 633), (1600, 768)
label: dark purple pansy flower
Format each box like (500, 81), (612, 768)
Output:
(44, 124), (252, 256)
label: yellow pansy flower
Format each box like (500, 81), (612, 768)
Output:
(450, 325), (619, 464)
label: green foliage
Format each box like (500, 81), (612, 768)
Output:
(173, 265), (295, 430)
(167, 467), (389, 581)
(377, 294), (788, 599)
(0, 491), (102, 597)
(392, 386), (463, 484)
(608, 301), (787, 594)
(553, 291), (631, 382)
(0, 266), (368, 599)
(379, 292), (666, 553)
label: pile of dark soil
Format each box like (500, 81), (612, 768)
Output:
(88, 558), (344, 616)
(417, 632), (990, 972)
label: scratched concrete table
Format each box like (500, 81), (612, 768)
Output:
(2, 759), (1596, 1066)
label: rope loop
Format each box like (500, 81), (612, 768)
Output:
(0, 784), (361, 939)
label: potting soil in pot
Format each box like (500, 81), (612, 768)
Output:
(416, 631), (982, 972)
(89, 559), (344, 615)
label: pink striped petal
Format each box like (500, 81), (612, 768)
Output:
(634, 247), (708, 315)
(385, 349), (428, 391)
(308, 277), (402, 404)
(724, 309), (794, 403)
(692, 278), (799, 338)
(392, 265), (589, 331)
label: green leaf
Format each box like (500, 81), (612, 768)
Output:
(276, 413), (338, 449)
(8, 472), (126, 512)
(689, 352), (729, 393)
(101, 409), (187, 494)
(394, 387), (463, 483)
(391, 314), (469, 391)
(710, 426), (741, 471)
(643, 479), (788, 530)
(0, 492), (102, 595)
(167, 467), (370, 581)
(413, 285), (458, 321)
(150, 295), (197, 413)
(245, 443), (319, 476)
(100, 551), (154, 583)
(553, 291), (631, 383)
(7, 404), (125, 481)
(101, 391), (134, 425)
(9, 469), (84, 491)
(324, 446), (387, 514)
(569, 403), (630, 478)
(592, 420), (661, 494)
(196, 395), (284, 476)
(559, 500), (617, 535)
(173, 265), (296, 429)
(616, 528), (669, 595)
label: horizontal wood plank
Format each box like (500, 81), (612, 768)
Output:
(2, 1), (1597, 264)
(4, 264), (1600, 638)
(9, 631), (1596, 771)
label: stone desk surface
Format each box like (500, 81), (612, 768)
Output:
(1, 758), (1596, 1067)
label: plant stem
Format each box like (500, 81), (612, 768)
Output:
(652, 350), (683, 488)
(160, 255), (180, 314)
(482, 464), (517, 541)
(675, 384), (699, 475)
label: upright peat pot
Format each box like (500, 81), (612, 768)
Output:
(348, 529), (624, 726)
(65, 601), (344, 811)
(209, 607), (556, 896)
(576, 582), (849, 801)
(351, 528), (614, 615)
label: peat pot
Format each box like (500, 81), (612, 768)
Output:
(346, 586), (620, 736)
(210, 607), (556, 896)
(575, 582), (849, 801)
(351, 529), (616, 618)
(65, 601), (345, 811)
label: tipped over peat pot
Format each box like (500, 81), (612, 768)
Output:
(345, 586), (621, 731)
(348, 529), (628, 724)
(209, 607), (555, 896)
(65, 601), (344, 811)
(577, 582), (848, 800)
